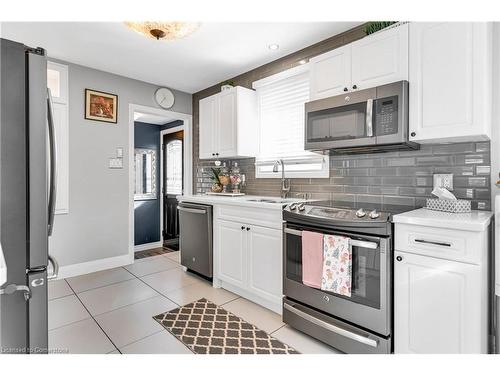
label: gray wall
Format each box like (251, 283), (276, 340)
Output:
(49, 59), (191, 270)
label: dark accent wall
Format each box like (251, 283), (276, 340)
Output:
(161, 119), (183, 131)
(191, 23), (491, 211)
(134, 121), (161, 246)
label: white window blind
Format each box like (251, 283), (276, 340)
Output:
(253, 65), (329, 178)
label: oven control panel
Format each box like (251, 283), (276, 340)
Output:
(284, 204), (390, 223)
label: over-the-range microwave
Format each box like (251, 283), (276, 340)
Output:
(305, 80), (419, 154)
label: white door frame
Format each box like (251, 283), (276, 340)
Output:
(159, 124), (184, 247)
(128, 104), (192, 258)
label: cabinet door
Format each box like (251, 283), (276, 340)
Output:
(217, 89), (237, 158)
(394, 251), (484, 353)
(247, 225), (282, 303)
(199, 95), (217, 159)
(217, 220), (246, 288)
(309, 44), (351, 100)
(351, 23), (408, 90)
(409, 22), (491, 143)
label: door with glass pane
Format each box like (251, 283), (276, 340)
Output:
(163, 130), (184, 249)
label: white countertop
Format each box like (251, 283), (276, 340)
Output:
(0, 242), (7, 287)
(393, 207), (493, 232)
(177, 194), (306, 210)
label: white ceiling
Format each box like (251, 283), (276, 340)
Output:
(134, 112), (180, 125)
(0, 22), (361, 93)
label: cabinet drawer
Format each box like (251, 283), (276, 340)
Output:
(395, 223), (487, 265)
(215, 205), (282, 230)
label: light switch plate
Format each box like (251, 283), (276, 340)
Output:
(109, 157), (123, 169)
(433, 174), (454, 191)
(116, 147), (123, 158)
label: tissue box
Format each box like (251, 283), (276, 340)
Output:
(426, 198), (471, 213)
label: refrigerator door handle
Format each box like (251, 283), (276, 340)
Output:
(47, 255), (59, 280)
(47, 88), (58, 236)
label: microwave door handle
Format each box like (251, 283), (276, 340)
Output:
(47, 88), (58, 236)
(366, 99), (373, 137)
(283, 228), (378, 249)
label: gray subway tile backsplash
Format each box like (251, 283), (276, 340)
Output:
(194, 141), (491, 211)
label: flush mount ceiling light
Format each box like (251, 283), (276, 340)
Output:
(124, 22), (200, 40)
(268, 43), (280, 50)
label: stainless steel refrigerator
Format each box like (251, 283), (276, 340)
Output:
(0, 38), (58, 354)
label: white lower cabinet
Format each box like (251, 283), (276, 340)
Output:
(394, 251), (483, 353)
(247, 225), (282, 302)
(215, 218), (282, 314)
(393, 210), (491, 354)
(217, 220), (246, 289)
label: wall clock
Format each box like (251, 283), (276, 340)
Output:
(154, 87), (175, 109)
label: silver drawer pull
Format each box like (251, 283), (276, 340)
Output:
(284, 228), (378, 250)
(414, 239), (451, 247)
(283, 302), (378, 348)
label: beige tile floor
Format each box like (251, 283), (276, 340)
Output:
(48, 251), (339, 354)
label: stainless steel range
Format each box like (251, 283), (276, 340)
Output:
(283, 201), (409, 354)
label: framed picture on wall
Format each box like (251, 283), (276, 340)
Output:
(85, 89), (118, 123)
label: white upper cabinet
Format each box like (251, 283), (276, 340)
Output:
(351, 23), (408, 91)
(310, 23), (409, 100)
(409, 22), (492, 143)
(198, 94), (217, 159)
(309, 44), (351, 99)
(198, 86), (258, 159)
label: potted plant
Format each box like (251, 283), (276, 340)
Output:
(364, 21), (397, 35)
(221, 80), (235, 91)
(210, 167), (223, 193)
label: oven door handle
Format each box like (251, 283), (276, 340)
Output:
(283, 302), (379, 348)
(284, 228), (378, 250)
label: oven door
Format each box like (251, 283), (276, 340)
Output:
(283, 223), (391, 337)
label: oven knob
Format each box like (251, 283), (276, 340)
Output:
(289, 203), (297, 210)
(345, 96), (350, 102)
(355, 208), (366, 218)
(369, 210), (381, 219)
(323, 295), (330, 303)
(297, 203), (306, 211)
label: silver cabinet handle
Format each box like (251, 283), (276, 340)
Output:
(284, 228), (378, 249)
(414, 239), (451, 247)
(283, 302), (378, 348)
(177, 206), (207, 215)
(47, 255), (59, 280)
(365, 98), (373, 137)
(47, 88), (58, 236)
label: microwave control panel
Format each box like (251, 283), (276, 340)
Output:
(374, 96), (398, 136)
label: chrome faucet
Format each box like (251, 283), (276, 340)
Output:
(273, 159), (290, 198)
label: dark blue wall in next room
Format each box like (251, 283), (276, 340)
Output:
(134, 121), (161, 246)
(134, 120), (183, 246)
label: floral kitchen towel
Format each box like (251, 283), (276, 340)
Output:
(321, 235), (352, 297)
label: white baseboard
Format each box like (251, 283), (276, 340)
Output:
(56, 253), (133, 280)
(134, 241), (163, 252)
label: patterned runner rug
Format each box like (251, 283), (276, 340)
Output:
(153, 298), (298, 354)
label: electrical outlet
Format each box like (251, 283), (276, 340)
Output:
(433, 174), (454, 191)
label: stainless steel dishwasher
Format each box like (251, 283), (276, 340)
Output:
(177, 202), (213, 278)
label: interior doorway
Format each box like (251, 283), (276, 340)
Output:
(162, 128), (184, 250)
(128, 103), (192, 260)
